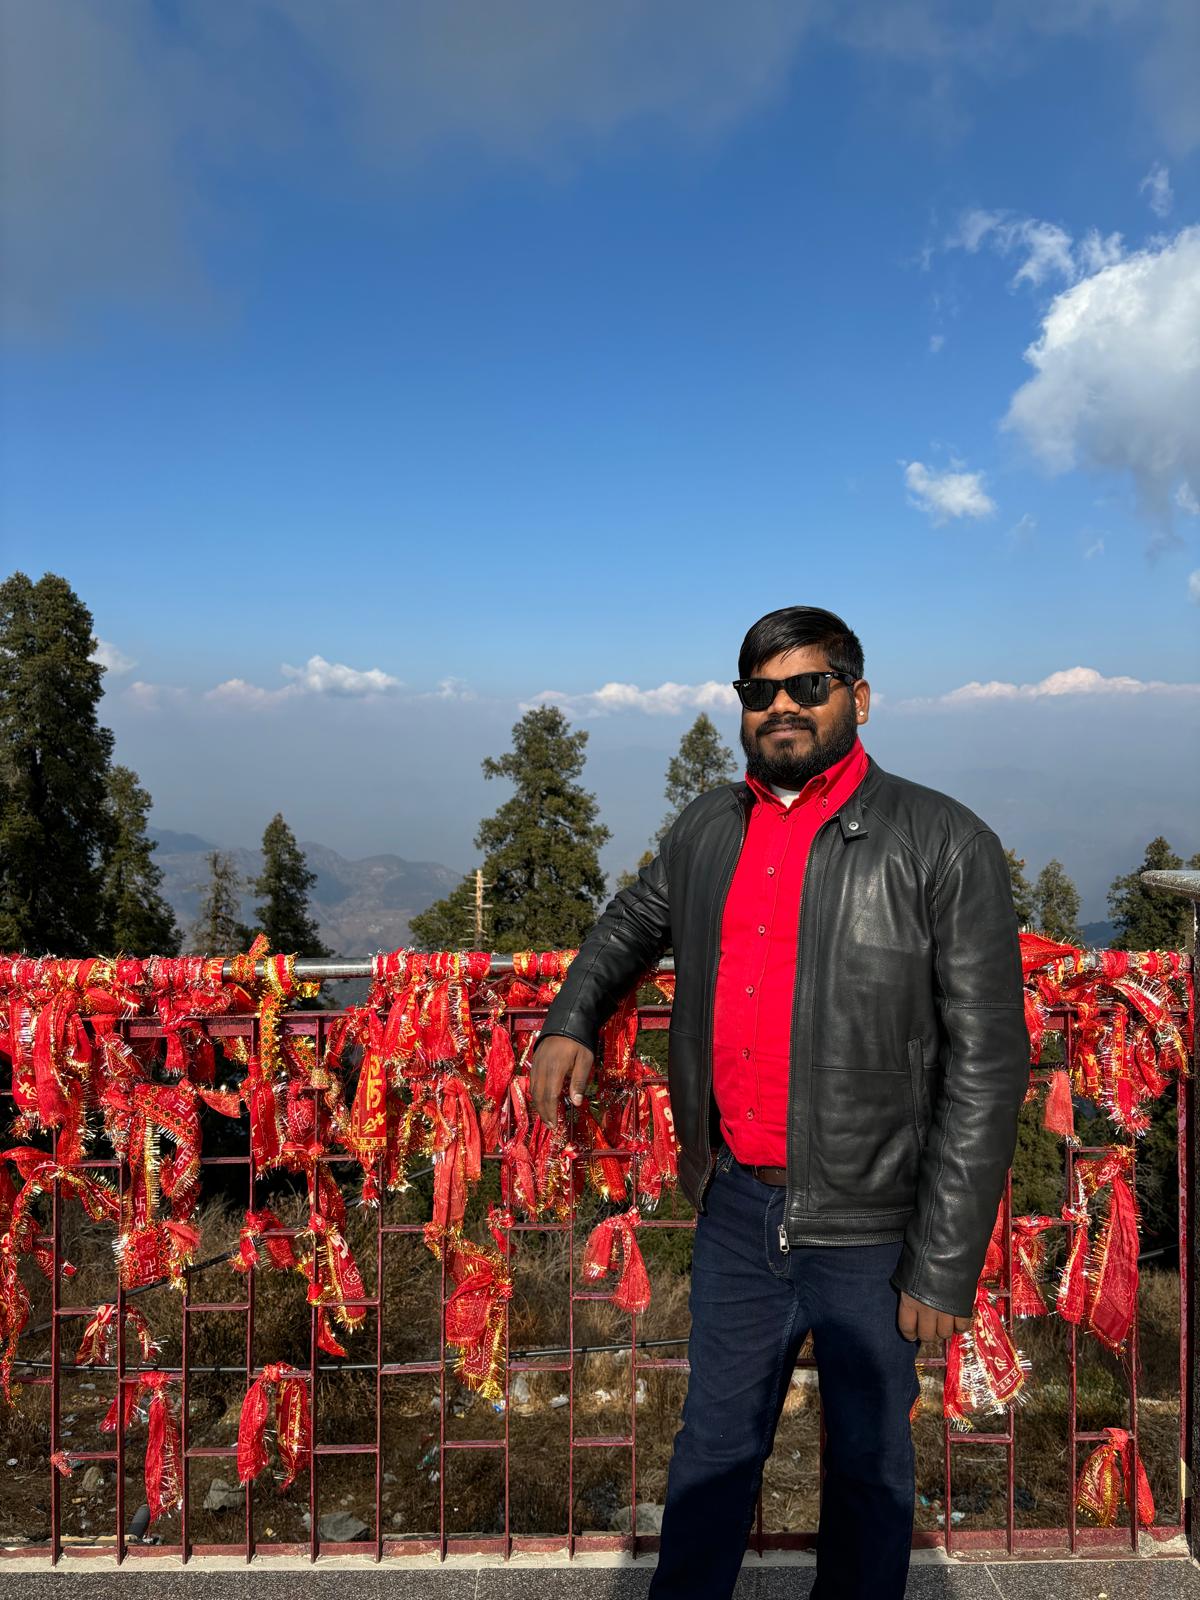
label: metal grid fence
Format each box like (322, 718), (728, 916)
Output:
(0, 978), (1191, 1565)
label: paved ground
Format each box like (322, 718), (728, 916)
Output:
(3, 1553), (1200, 1599)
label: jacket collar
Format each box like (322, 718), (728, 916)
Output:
(731, 751), (880, 840)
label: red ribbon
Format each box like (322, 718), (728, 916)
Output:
(583, 1208), (651, 1315)
(101, 1371), (183, 1525)
(943, 1285), (1029, 1430)
(1077, 1427), (1155, 1528)
(237, 1363), (311, 1489)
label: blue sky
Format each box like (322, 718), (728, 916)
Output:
(2, 1), (1198, 919)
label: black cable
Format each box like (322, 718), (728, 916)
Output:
(8, 1334), (690, 1377)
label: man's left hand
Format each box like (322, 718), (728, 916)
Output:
(897, 1291), (972, 1343)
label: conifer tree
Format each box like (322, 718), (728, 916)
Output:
(616, 849), (655, 893)
(101, 765), (180, 954)
(1031, 858), (1082, 946)
(1108, 837), (1199, 951)
(191, 851), (254, 953)
(656, 713), (735, 842)
(1003, 847), (1035, 928)
(252, 813), (330, 956)
(419, 707), (610, 952)
(0, 572), (114, 953)
(409, 871), (481, 952)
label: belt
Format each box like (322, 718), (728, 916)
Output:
(740, 1160), (787, 1187)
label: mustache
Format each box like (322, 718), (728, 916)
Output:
(756, 716), (816, 737)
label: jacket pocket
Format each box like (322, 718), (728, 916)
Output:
(907, 1037), (931, 1134)
(810, 1065), (922, 1213)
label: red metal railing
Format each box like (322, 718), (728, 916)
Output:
(0, 977), (1191, 1565)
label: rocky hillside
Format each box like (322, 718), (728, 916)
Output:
(152, 830), (463, 957)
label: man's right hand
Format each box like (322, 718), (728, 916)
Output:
(530, 1035), (595, 1127)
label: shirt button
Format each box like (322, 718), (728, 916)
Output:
(745, 1109), (755, 1120)
(757, 925), (766, 935)
(746, 984), (754, 995)
(766, 866), (775, 876)
(742, 1048), (750, 1059)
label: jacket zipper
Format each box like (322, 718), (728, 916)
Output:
(780, 813), (839, 1253)
(698, 794), (748, 1199)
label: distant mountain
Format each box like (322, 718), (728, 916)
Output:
(1080, 919), (1116, 949)
(150, 831), (463, 956)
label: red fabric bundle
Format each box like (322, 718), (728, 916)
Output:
(942, 1285), (1029, 1431)
(1011, 1216), (1057, 1318)
(1076, 1427), (1155, 1528)
(1043, 1070), (1075, 1141)
(424, 1225), (513, 1405)
(237, 1362), (311, 1489)
(583, 1208), (652, 1315)
(101, 1371), (183, 1525)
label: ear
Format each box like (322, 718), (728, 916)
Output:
(853, 679), (871, 725)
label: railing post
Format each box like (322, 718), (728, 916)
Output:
(1141, 869), (1200, 1556)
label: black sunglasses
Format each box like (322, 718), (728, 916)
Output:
(731, 670), (856, 712)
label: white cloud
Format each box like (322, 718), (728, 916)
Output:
(1003, 226), (1200, 533)
(901, 665), (1200, 710)
(946, 208), (1123, 290)
(522, 680), (739, 718)
(1177, 481), (1199, 515)
(903, 459), (997, 524)
(279, 654), (401, 696)
(1008, 512), (1037, 542)
(1083, 537), (1105, 559)
(1140, 161), (1174, 218)
(1189, 570), (1200, 604)
(929, 332), (945, 353)
(123, 680), (187, 711)
(426, 676), (475, 700)
(205, 655), (401, 707)
(91, 639), (136, 675)
(206, 677), (295, 708)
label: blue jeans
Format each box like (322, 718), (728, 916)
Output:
(649, 1148), (919, 1600)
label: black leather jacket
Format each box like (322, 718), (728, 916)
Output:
(539, 756), (1029, 1318)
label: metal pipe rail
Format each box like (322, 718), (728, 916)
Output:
(232, 869), (1200, 982)
(222, 954), (680, 981)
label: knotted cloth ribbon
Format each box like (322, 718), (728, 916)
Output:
(1076, 1426), (1155, 1528)
(237, 1363), (311, 1489)
(100, 1371), (183, 1525)
(582, 1207), (652, 1315)
(943, 1285), (1030, 1431)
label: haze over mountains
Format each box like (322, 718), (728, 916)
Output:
(153, 828), (1118, 957)
(151, 831), (463, 956)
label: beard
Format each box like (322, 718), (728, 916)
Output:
(740, 696), (859, 790)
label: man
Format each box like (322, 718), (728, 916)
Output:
(531, 606), (1028, 1600)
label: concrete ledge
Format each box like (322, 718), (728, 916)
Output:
(1, 1551), (1199, 1599)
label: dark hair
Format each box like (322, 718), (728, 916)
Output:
(737, 606), (864, 682)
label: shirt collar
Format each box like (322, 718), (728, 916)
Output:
(744, 737), (867, 813)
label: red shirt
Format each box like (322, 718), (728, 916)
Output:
(711, 738), (869, 1166)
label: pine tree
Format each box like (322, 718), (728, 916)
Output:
(0, 572), (115, 953)
(1003, 847), (1034, 928)
(657, 713), (735, 842)
(1108, 837), (1196, 951)
(100, 765), (180, 955)
(616, 849), (655, 893)
(1031, 858), (1082, 946)
(409, 871), (482, 952)
(252, 813), (330, 956)
(191, 851), (254, 953)
(418, 707), (610, 952)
